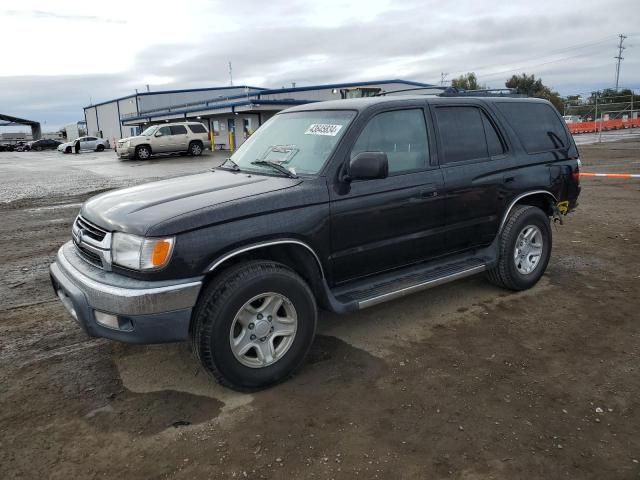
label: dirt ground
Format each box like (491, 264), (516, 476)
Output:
(0, 142), (639, 479)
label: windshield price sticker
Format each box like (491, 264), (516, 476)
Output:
(305, 124), (343, 136)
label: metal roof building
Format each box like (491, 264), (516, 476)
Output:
(84, 79), (440, 151)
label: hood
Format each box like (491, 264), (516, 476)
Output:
(81, 169), (302, 236)
(118, 135), (141, 143)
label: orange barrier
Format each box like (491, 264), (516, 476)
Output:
(580, 172), (640, 179)
(568, 118), (640, 135)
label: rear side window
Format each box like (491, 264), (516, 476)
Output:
(188, 124), (207, 134)
(436, 106), (506, 164)
(482, 114), (505, 157)
(170, 125), (188, 135)
(496, 102), (568, 154)
(351, 109), (429, 174)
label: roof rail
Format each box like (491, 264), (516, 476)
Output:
(376, 86), (524, 97)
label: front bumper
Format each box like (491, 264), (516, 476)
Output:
(50, 242), (203, 344)
(116, 146), (134, 158)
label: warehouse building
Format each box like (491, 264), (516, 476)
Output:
(84, 79), (439, 150)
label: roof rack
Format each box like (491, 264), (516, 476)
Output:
(375, 86), (524, 97)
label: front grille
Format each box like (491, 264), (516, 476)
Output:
(72, 215), (110, 270)
(75, 243), (103, 268)
(75, 216), (107, 242)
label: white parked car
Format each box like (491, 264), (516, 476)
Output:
(58, 136), (110, 153)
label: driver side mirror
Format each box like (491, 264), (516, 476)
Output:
(154, 131), (163, 137)
(343, 151), (388, 182)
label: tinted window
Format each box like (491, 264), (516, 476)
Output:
(86, 137), (97, 141)
(170, 125), (188, 135)
(496, 102), (568, 154)
(188, 124), (207, 134)
(351, 109), (428, 174)
(482, 113), (505, 156)
(158, 126), (171, 136)
(436, 107), (488, 163)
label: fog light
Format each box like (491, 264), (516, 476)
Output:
(94, 311), (119, 329)
(94, 311), (133, 331)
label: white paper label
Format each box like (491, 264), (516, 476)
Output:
(304, 124), (343, 136)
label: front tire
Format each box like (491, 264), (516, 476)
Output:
(96, 144), (105, 152)
(135, 145), (151, 160)
(191, 261), (317, 391)
(487, 205), (552, 291)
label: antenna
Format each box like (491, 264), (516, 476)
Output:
(614, 34), (627, 91)
(228, 61), (233, 86)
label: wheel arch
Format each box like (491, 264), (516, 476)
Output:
(135, 143), (152, 154)
(499, 190), (557, 233)
(203, 240), (326, 304)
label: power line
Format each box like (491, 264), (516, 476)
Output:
(444, 34), (618, 80)
(476, 47), (610, 81)
(614, 34), (627, 91)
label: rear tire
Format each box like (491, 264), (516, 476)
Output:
(191, 261), (317, 391)
(189, 141), (203, 156)
(135, 145), (151, 160)
(487, 205), (551, 291)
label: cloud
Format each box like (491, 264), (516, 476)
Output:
(1, 0), (639, 130)
(4, 9), (126, 24)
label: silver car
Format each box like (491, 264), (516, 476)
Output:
(58, 136), (110, 153)
(116, 122), (210, 160)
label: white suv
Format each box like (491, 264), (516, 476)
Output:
(116, 122), (210, 160)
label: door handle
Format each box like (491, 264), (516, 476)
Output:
(504, 176), (515, 183)
(420, 187), (438, 198)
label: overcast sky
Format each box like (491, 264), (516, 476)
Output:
(1, 0), (639, 130)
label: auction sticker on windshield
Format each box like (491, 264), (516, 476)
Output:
(305, 124), (343, 136)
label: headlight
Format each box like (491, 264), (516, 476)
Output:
(125, 140), (131, 148)
(112, 232), (174, 270)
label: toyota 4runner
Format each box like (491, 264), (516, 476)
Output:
(51, 96), (581, 391)
(116, 121), (210, 160)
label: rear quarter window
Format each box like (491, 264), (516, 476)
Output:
(496, 102), (568, 154)
(188, 124), (207, 134)
(170, 125), (188, 135)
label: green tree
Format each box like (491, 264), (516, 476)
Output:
(451, 72), (486, 91)
(505, 73), (563, 112)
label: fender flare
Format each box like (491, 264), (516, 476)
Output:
(499, 190), (557, 233)
(207, 239), (325, 278)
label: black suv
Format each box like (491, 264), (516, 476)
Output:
(50, 96), (580, 390)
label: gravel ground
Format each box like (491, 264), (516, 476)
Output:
(0, 142), (638, 479)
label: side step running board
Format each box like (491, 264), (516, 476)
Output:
(323, 254), (494, 314)
(358, 264), (486, 309)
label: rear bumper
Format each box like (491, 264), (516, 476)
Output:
(50, 242), (203, 344)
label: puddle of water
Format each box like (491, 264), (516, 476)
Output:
(25, 202), (83, 212)
(113, 343), (253, 418)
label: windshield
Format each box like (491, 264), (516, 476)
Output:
(140, 125), (158, 136)
(229, 110), (356, 176)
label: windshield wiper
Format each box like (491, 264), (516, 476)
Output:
(251, 159), (298, 178)
(219, 157), (241, 171)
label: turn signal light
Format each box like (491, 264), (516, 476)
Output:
(151, 239), (173, 267)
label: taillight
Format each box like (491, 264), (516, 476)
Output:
(573, 158), (581, 183)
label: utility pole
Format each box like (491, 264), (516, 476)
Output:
(228, 61), (233, 86)
(440, 72), (448, 87)
(594, 92), (598, 138)
(614, 34), (627, 91)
